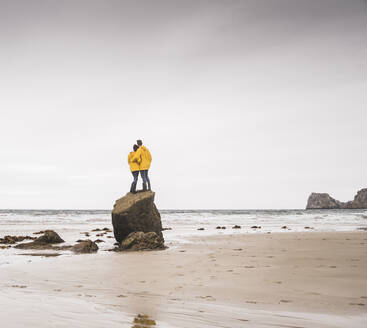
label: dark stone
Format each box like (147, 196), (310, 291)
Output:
(0, 235), (36, 244)
(111, 191), (163, 244)
(119, 231), (165, 251)
(14, 230), (64, 249)
(306, 188), (367, 209)
(197, 228), (205, 230)
(72, 240), (98, 253)
(35, 230), (64, 244)
(232, 225), (241, 229)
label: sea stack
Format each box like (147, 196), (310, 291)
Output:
(111, 191), (165, 250)
(306, 188), (367, 209)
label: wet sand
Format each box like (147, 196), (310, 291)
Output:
(1, 231), (367, 327)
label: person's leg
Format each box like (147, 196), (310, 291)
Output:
(130, 171), (139, 193)
(140, 170), (147, 191)
(146, 170), (151, 190)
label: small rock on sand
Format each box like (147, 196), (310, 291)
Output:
(72, 240), (99, 253)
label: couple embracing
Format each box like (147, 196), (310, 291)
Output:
(128, 139), (152, 194)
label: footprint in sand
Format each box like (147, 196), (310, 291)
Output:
(244, 266), (255, 269)
(54, 289), (62, 292)
(117, 294), (127, 298)
(279, 299), (293, 303)
(349, 302), (365, 306)
(246, 300), (257, 304)
(12, 285), (27, 288)
(196, 295), (216, 301)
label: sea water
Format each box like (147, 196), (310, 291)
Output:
(0, 208), (366, 266)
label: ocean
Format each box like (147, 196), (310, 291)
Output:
(1, 208), (367, 266)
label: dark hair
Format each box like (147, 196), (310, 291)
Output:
(137, 139), (142, 146)
(133, 144), (139, 151)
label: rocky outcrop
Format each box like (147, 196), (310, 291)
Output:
(306, 193), (341, 209)
(15, 230), (65, 249)
(120, 231), (165, 251)
(349, 188), (367, 209)
(306, 188), (367, 209)
(72, 240), (98, 253)
(112, 191), (164, 246)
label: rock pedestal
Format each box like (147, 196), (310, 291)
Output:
(111, 191), (164, 250)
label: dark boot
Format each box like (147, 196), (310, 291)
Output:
(147, 181), (151, 191)
(142, 182), (147, 191)
(130, 182), (137, 194)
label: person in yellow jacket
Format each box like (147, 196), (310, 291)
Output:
(128, 144), (140, 193)
(136, 139), (152, 191)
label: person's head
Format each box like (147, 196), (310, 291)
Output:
(133, 144), (139, 152)
(137, 139), (143, 146)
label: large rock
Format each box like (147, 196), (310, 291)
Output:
(306, 188), (367, 209)
(120, 231), (165, 251)
(112, 191), (164, 244)
(349, 188), (367, 209)
(306, 193), (341, 209)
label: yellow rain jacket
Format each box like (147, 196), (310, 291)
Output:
(128, 151), (140, 172)
(136, 145), (152, 170)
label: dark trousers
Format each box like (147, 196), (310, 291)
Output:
(140, 170), (151, 190)
(130, 171), (139, 193)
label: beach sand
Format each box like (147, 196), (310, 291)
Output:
(1, 231), (366, 327)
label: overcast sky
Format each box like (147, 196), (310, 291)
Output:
(0, 0), (366, 209)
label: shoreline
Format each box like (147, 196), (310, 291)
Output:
(0, 231), (366, 327)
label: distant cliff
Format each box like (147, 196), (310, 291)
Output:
(306, 188), (367, 209)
